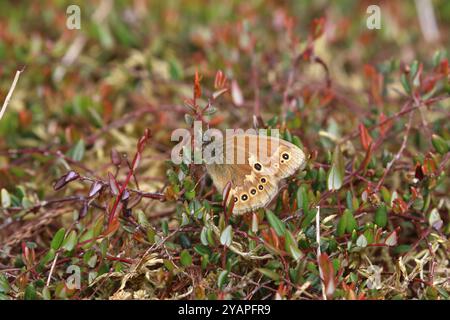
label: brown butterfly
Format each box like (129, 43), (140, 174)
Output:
(206, 133), (306, 214)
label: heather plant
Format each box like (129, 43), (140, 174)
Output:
(0, 1), (449, 300)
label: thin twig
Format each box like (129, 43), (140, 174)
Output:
(107, 129), (151, 225)
(0, 68), (24, 122)
(46, 252), (59, 287)
(316, 205), (326, 300)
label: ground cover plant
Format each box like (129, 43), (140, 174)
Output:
(0, 0), (449, 300)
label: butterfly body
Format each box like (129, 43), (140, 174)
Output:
(206, 134), (306, 214)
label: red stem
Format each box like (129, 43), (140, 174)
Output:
(107, 129), (150, 226)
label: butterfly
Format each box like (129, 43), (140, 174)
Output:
(206, 133), (306, 214)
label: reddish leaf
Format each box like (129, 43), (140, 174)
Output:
(358, 123), (373, 151)
(392, 198), (408, 214)
(302, 47), (313, 61)
(222, 181), (232, 206)
(342, 282), (357, 300)
(194, 70), (202, 99)
(319, 88), (335, 107)
(276, 283), (289, 298)
(439, 59), (448, 75)
(414, 162), (424, 181)
(319, 253), (336, 299)
(421, 74), (438, 93)
(18, 110), (32, 127)
(103, 216), (120, 236)
(214, 70), (227, 89)
(269, 227), (281, 250)
(363, 64), (377, 78)
(261, 229), (271, 244)
(310, 17), (325, 40)
(364, 64), (383, 106)
(379, 112), (392, 137)
(422, 154), (437, 175)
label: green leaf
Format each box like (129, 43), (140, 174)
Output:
(201, 255), (209, 269)
(146, 228), (156, 244)
(51, 228), (66, 250)
(220, 225), (233, 247)
(137, 210), (150, 228)
(217, 270), (229, 289)
(393, 244), (411, 254)
(356, 234), (368, 247)
(431, 134), (449, 155)
(327, 146), (344, 191)
(1, 188), (11, 208)
(410, 60), (419, 78)
(62, 230), (78, 251)
(67, 139), (85, 162)
(296, 185), (309, 213)
(0, 274), (10, 294)
(257, 268), (280, 281)
(337, 209), (357, 236)
(345, 210), (357, 233)
(285, 231), (303, 261)
(79, 229), (95, 249)
(93, 22), (114, 49)
(163, 259), (176, 272)
(400, 73), (411, 94)
(336, 214), (346, 237)
(346, 191), (353, 211)
(168, 57), (184, 80)
(380, 187), (391, 203)
(194, 244), (210, 257)
(200, 227), (209, 246)
(432, 50), (445, 67)
(40, 249), (56, 265)
(184, 114), (194, 126)
(24, 284), (36, 300)
(111, 16), (137, 46)
(184, 190), (195, 200)
(206, 228), (215, 246)
(301, 207), (317, 229)
(180, 249), (192, 267)
(374, 204), (388, 227)
(266, 210), (285, 236)
(42, 287), (51, 300)
(161, 220), (169, 236)
(428, 208), (443, 230)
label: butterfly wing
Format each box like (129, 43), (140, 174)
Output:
(206, 133), (306, 215)
(270, 136), (306, 179)
(207, 163), (279, 214)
